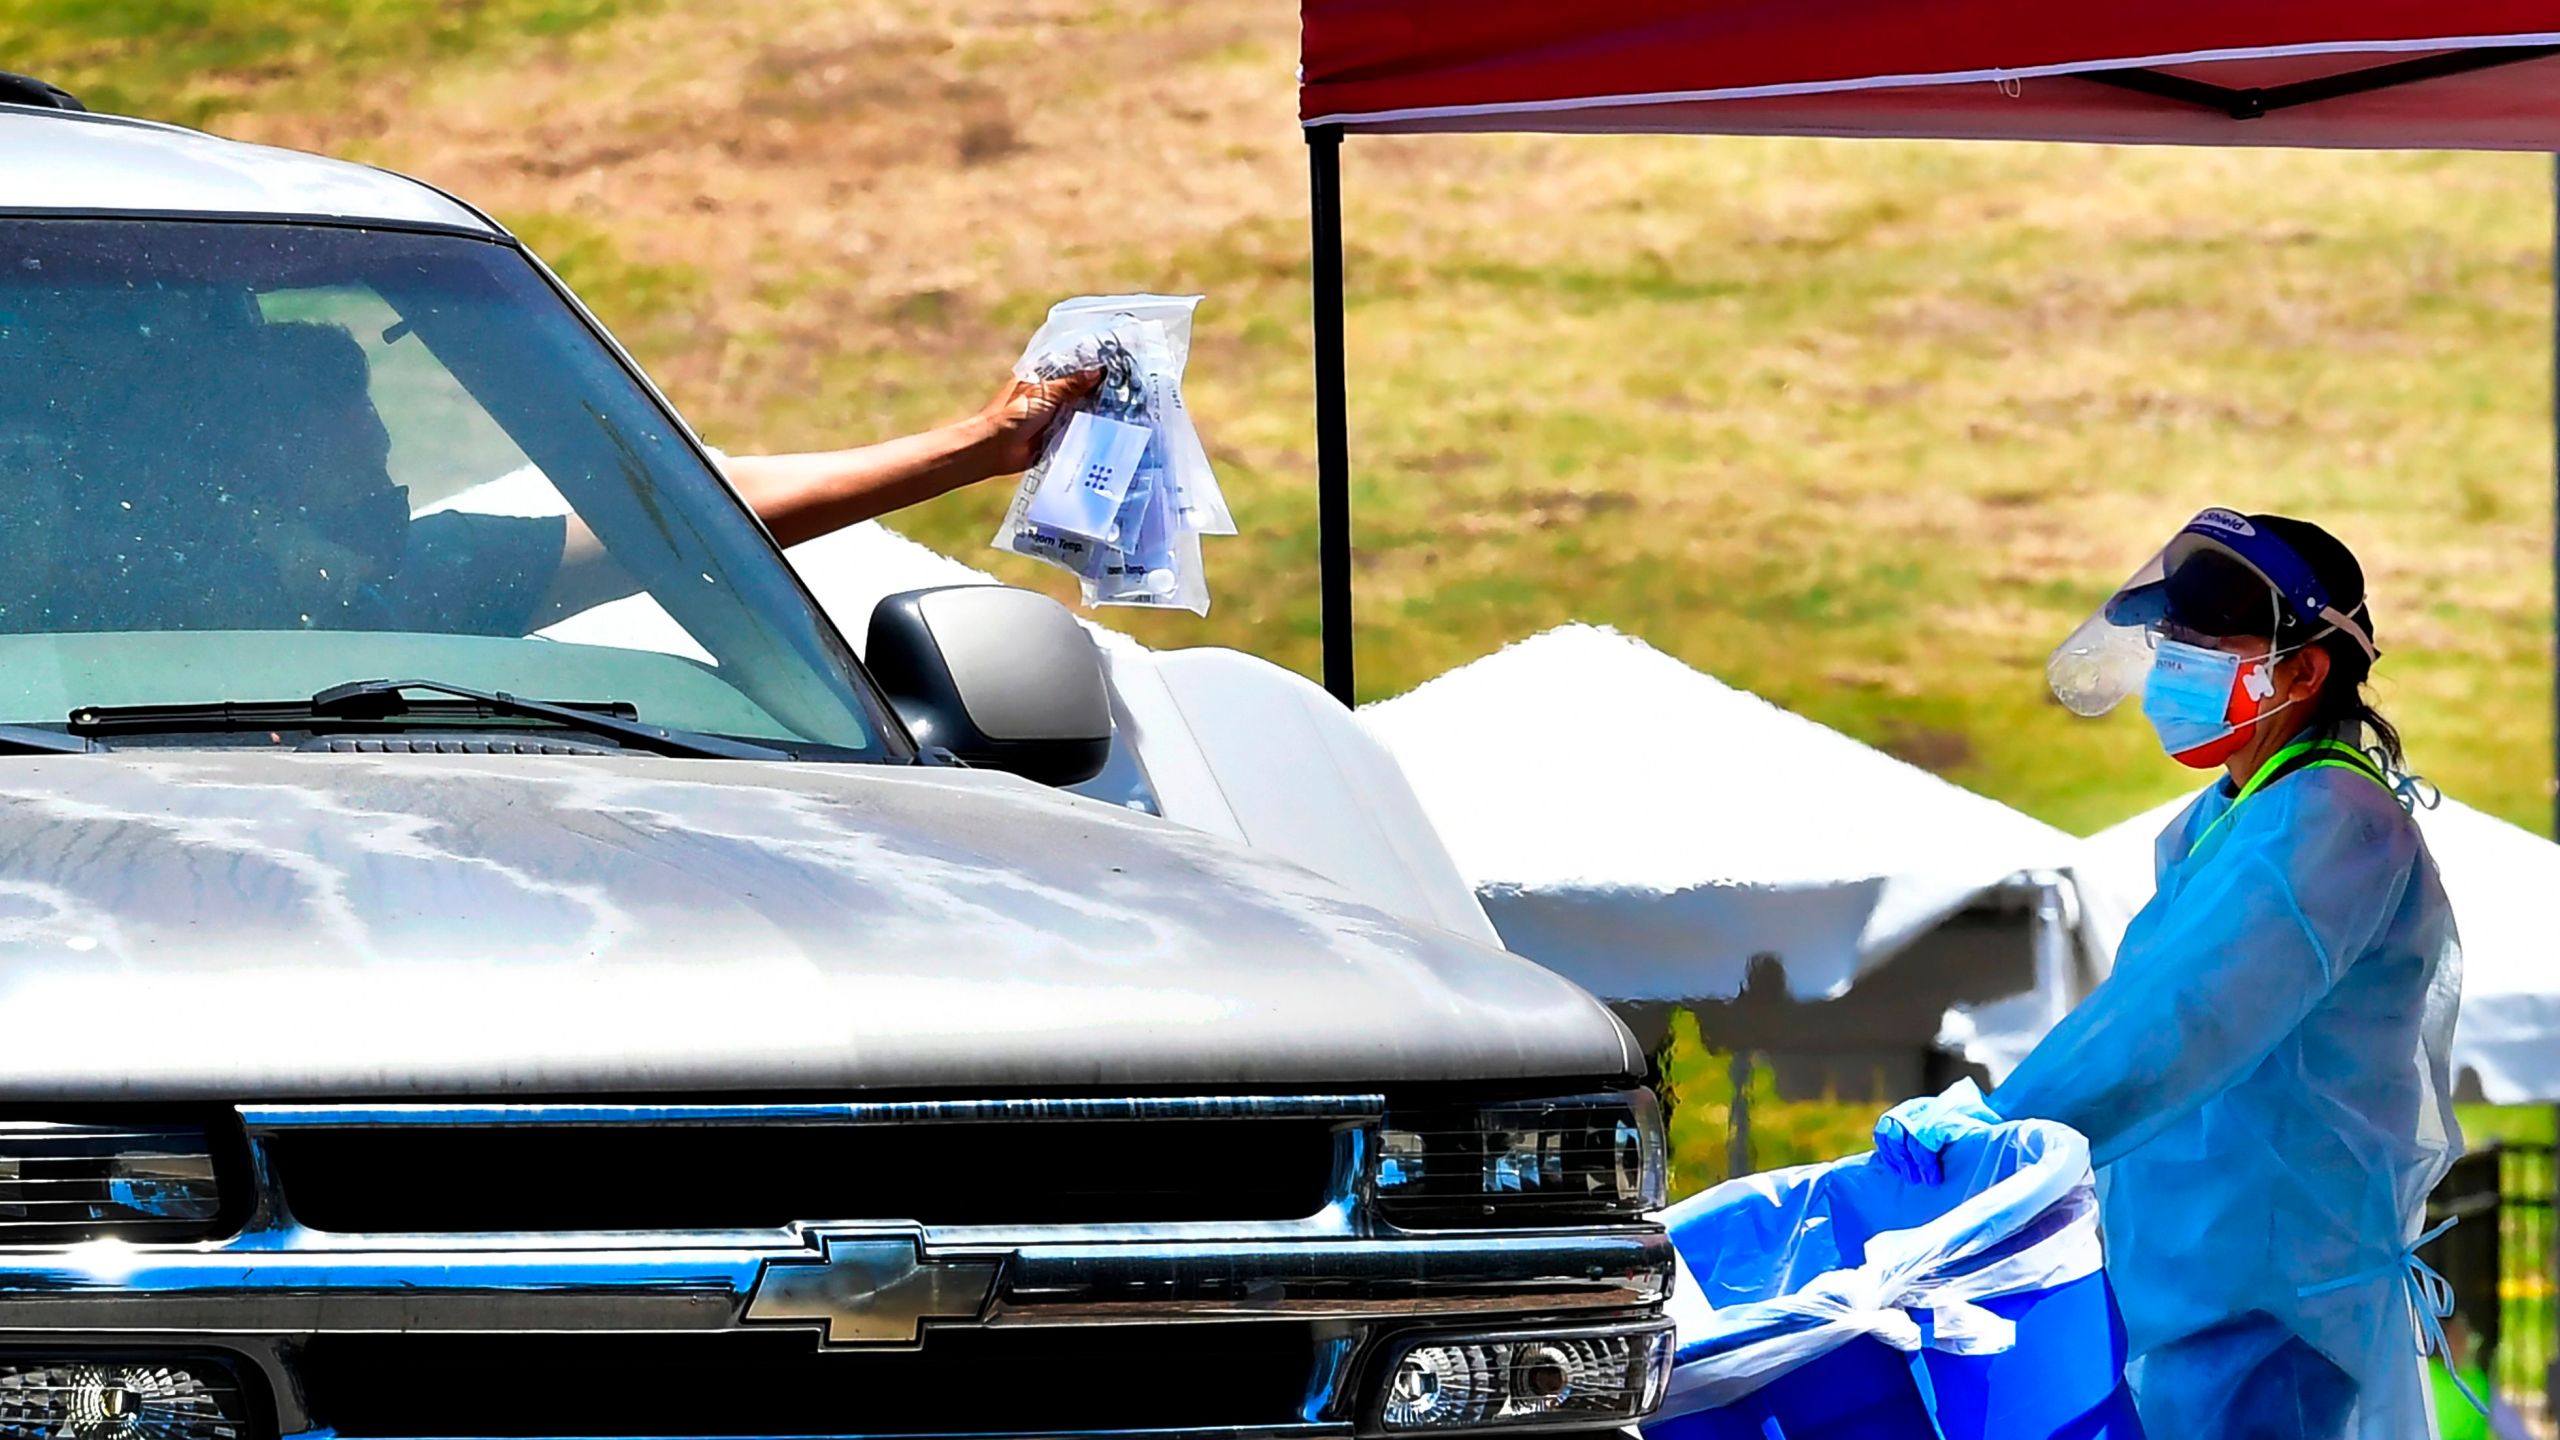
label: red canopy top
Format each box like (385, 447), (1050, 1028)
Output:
(1299, 2), (2560, 149)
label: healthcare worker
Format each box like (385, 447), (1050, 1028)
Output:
(1874, 508), (2462, 1440)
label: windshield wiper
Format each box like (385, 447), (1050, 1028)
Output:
(68, 678), (788, 761)
(0, 723), (93, 756)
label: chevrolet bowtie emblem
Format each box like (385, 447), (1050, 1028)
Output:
(744, 1232), (1002, 1347)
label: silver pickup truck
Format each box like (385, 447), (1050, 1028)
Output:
(0, 85), (1670, 1440)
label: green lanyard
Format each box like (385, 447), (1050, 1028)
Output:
(2190, 735), (2389, 855)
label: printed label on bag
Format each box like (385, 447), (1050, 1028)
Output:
(1027, 411), (1151, 540)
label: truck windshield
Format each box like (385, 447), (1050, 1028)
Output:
(0, 218), (897, 757)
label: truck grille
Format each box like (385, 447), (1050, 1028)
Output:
(0, 1097), (1673, 1439)
(266, 1116), (1340, 1231)
(293, 1326), (1319, 1437)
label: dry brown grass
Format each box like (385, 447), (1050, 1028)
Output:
(227, 0), (1306, 418)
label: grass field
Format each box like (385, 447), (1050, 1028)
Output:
(6, 0), (2554, 840)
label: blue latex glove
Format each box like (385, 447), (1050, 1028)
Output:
(1872, 1079), (2001, 1185)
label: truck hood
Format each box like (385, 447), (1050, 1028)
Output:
(0, 752), (1636, 1098)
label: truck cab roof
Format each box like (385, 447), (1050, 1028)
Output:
(0, 102), (498, 235)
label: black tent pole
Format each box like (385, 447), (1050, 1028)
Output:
(1308, 124), (1355, 707)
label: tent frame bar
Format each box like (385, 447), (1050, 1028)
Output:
(1308, 124), (1355, 706)
(2082, 44), (2560, 121)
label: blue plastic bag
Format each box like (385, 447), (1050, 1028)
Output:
(1650, 1120), (2138, 1440)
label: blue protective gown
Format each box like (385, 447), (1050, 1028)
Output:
(1992, 753), (2463, 1440)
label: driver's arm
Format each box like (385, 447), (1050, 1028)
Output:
(536, 369), (1097, 620)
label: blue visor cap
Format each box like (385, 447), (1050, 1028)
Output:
(2103, 510), (2363, 649)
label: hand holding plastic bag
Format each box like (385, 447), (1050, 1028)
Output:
(1872, 1078), (2002, 1185)
(992, 295), (1231, 615)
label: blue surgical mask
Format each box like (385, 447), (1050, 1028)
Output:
(2143, 637), (2306, 760)
(2141, 639), (2246, 755)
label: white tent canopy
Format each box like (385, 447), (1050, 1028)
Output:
(2078, 790), (2560, 1106)
(1359, 624), (2097, 1005)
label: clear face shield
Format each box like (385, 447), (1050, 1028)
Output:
(2048, 535), (2288, 718)
(2048, 510), (2379, 763)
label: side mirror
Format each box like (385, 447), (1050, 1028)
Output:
(865, 586), (1111, 786)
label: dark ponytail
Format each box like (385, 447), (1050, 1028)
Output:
(2307, 603), (2404, 771)
(2250, 514), (2404, 773)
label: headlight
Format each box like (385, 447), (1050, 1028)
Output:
(1369, 1323), (1673, 1434)
(0, 1358), (252, 1438)
(1373, 1091), (1666, 1225)
(0, 1121), (225, 1243)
